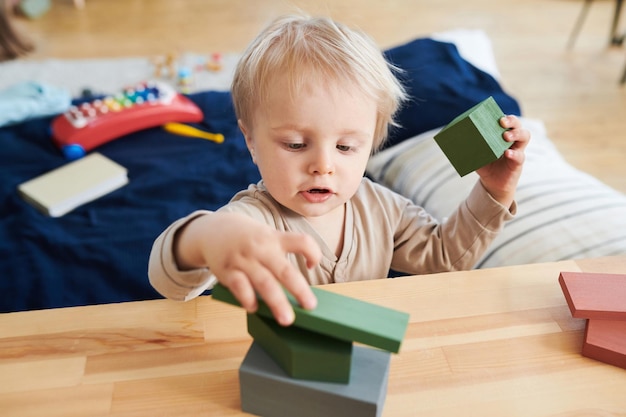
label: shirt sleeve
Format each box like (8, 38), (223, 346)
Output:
(389, 180), (516, 274)
(148, 210), (218, 301)
(147, 184), (280, 301)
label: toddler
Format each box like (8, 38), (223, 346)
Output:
(149, 14), (530, 326)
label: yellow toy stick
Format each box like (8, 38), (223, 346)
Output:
(163, 122), (225, 144)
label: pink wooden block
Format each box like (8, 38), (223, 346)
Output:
(582, 319), (626, 370)
(558, 272), (626, 320)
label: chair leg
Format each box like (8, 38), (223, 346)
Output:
(620, 60), (626, 85)
(610, 0), (625, 46)
(567, 0), (594, 50)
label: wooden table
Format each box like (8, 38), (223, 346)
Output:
(1, 256), (625, 416)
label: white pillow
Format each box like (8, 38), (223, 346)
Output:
(367, 118), (626, 268)
(431, 29), (501, 80)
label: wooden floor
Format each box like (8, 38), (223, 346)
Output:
(11, 0), (626, 193)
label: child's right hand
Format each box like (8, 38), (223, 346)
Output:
(174, 212), (321, 326)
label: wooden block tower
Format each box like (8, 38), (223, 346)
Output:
(211, 283), (410, 417)
(434, 96), (513, 177)
(558, 271), (626, 369)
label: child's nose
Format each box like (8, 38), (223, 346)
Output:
(309, 149), (335, 175)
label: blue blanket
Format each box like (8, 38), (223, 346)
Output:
(0, 38), (520, 312)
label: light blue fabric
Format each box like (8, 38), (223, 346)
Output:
(0, 81), (71, 127)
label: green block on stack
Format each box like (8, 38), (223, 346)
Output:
(434, 96), (513, 177)
(211, 283), (409, 353)
(247, 313), (353, 383)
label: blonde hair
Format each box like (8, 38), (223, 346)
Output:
(231, 15), (407, 150)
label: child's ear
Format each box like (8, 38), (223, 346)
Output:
(238, 120), (256, 163)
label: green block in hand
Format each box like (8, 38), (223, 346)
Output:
(211, 283), (409, 353)
(434, 96), (513, 177)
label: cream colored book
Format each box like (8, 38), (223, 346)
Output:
(18, 153), (129, 217)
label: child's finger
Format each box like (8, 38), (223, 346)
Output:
(276, 261), (317, 312)
(245, 261), (297, 326)
(277, 232), (321, 308)
(223, 271), (258, 313)
(499, 115), (518, 129)
(281, 232), (323, 268)
(505, 129), (531, 151)
(504, 148), (525, 166)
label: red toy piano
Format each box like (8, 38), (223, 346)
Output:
(51, 81), (204, 159)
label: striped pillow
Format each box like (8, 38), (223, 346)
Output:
(367, 117), (626, 268)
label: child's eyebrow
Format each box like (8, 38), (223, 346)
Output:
(269, 124), (302, 133)
(269, 124), (370, 139)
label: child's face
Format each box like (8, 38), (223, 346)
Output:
(241, 73), (377, 221)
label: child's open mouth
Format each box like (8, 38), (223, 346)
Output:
(302, 188), (333, 203)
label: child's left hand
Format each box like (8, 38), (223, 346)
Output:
(476, 115), (530, 209)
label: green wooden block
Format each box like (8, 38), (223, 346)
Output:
(211, 284), (409, 353)
(434, 96), (513, 177)
(247, 313), (353, 383)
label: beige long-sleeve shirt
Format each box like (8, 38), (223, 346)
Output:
(148, 178), (515, 301)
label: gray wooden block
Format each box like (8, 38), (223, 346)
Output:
(239, 341), (391, 417)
